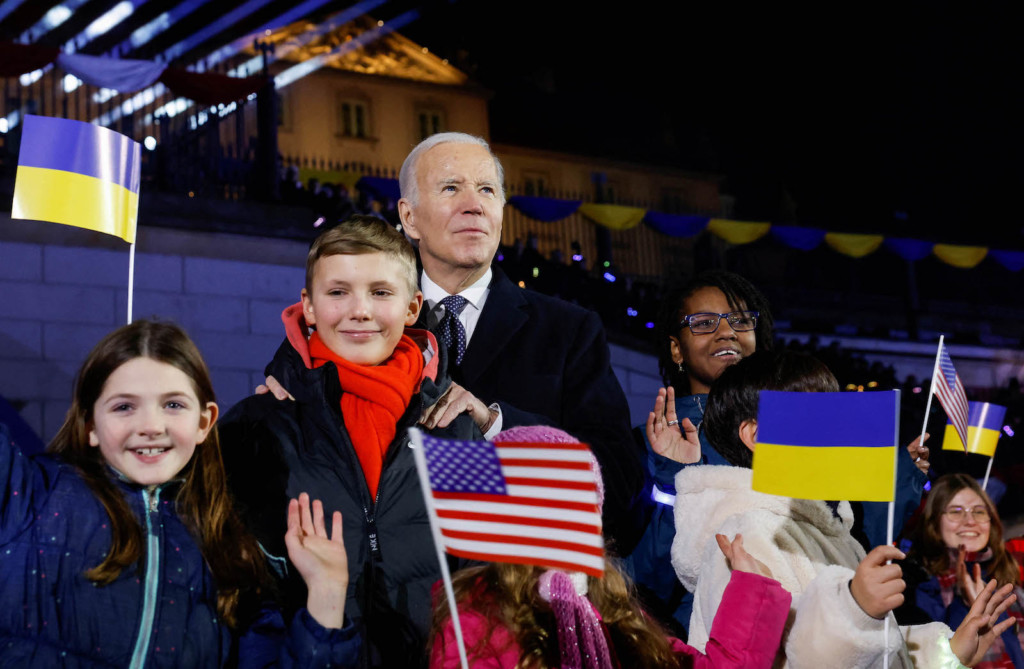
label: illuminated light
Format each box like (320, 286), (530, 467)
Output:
(313, 216), (325, 228)
(84, 1), (134, 41)
(603, 261), (610, 268)
(265, 29), (271, 35)
(188, 191), (195, 198)
(0, 118), (7, 133)
(912, 386), (922, 394)
(63, 75), (81, 92)
(572, 254), (583, 262)
(44, 5), (73, 29)
(603, 272), (616, 283)
(20, 69), (45, 87)
(532, 267), (539, 278)
(497, 254), (504, 261)
(857, 385), (864, 392)
(645, 322), (655, 329)
(377, 19), (384, 26)
(866, 381), (878, 388)
(442, 59), (448, 64)
(845, 383), (857, 391)
(143, 136), (157, 150)
(626, 308), (638, 317)
(517, 281), (525, 288)
(1005, 425), (1015, 437)
(923, 481), (931, 492)
(421, 47), (428, 53)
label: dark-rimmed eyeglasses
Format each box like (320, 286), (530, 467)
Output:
(942, 505), (990, 524)
(680, 311), (759, 335)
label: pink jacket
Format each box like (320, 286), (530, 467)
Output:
(430, 570), (791, 668)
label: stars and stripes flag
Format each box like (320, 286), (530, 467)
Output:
(409, 430), (604, 577)
(932, 339), (970, 453)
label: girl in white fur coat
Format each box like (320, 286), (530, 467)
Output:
(666, 351), (1016, 668)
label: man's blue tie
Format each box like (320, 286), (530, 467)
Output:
(438, 295), (468, 366)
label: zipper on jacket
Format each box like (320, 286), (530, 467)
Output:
(364, 491), (383, 563)
(129, 487), (162, 669)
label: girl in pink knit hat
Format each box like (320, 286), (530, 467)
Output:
(428, 426), (791, 669)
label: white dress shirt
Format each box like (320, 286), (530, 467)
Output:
(420, 268), (502, 437)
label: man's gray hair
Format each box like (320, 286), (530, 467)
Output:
(399, 132), (506, 207)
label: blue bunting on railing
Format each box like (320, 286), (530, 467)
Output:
(770, 225), (826, 251)
(643, 211), (709, 237)
(356, 176), (401, 202)
(989, 250), (1024, 272)
(507, 196), (583, 222)
(884, 237), (934, 262)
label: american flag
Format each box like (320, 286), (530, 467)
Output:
(934, 341), (970, 453)
(411, 432), (604, 577)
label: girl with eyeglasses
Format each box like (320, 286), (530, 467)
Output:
(898, 473), (1024, 668)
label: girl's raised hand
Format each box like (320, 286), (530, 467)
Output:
(949, 579), (1017, 667)
(646, 386), (701, 464)
(955, 544), (986, 607)
(715, 533), (773, 579)
(285, 492), (348, 629)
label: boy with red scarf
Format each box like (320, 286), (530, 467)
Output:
(221, 216), (481, 668)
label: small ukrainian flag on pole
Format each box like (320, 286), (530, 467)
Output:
(12, 115), (141, 244)
(752, 390), (899, 502)
(942, 401), (1006, 458)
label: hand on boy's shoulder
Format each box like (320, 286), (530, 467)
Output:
(257, 375), (295, 401)
(420, 382), (497, 433)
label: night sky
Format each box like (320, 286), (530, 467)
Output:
(401, 2), (1024, 249)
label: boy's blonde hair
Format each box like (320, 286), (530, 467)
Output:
(305, 215), (418, 297)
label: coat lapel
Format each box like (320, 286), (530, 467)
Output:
(459, 268), (529, 388)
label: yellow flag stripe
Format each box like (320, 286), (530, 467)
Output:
(752, 442), (896, 502)
(941, 424), (999, 457)
(12, 165), (138, 244)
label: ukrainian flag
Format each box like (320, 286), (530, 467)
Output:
(12, 115), (141, 243)
(942, 401), (1005, 458)
(752, 391), (898, 502)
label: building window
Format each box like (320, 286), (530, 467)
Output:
(523, 170), (551, 197)
(417, 108), (445, 140)
(338, 98), (370, 138)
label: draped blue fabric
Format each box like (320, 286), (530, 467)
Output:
(57, 52), (165, 91)
(643, 212), (709, 237)
(770, 225), (826, 251)
(989, 250), (1024, 272)
(356, 176), (401, 202)
(884, 237), (934, 262)
(507, 196), (582, 222)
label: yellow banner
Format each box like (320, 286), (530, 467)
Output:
(933, 244), (988, 269)
(707, 218), (771, 245)
(824, 233), (884, 258)
(296, 168), (363, 191)
(13, 166), (138, 243)
(752, 443), (896, 502)
(578, 203), (646, 231)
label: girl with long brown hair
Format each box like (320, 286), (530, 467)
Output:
(900, 473), (1024, 668)
(0, 320), (359, 667)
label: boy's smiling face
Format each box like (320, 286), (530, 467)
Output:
(302, 253), (423, 366)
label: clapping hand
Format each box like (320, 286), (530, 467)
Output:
(285, 493), (348, 629)
(949, 579), (1017, 666)
(956, 544), (987, 607)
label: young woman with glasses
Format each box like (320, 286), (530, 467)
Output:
(625, 271), (773, 635)
(898, 473), (1024, 668)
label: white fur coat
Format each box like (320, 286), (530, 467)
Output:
(670, 465), (953, 669)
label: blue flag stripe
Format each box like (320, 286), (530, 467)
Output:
(16, 115), (141, 193)
(757, 391), (897, 448)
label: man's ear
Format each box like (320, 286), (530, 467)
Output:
(739, 418), (758, 453)
(398, 199), (420, 240)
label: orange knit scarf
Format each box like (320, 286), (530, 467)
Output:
(309, 332), (424, 499)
